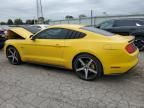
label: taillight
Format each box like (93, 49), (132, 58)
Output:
(125, 43), (137, 54)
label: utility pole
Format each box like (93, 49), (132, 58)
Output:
(36, 0), (39, 20)
(40, 0), (44, 18)
(36, 0), (44, 24)
(91, 10), (93, 26)
(34, 16), (36, 24)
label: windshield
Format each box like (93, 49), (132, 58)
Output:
(21, 26), (40, 34)
(81, 26), (114, 36)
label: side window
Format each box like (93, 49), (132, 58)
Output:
(65, 30), (85, 39)
(36, 28), (67, 39)
(32, 26), (41, 29)
(135, 20), (144, 26)
(35, 26), (41, 29)
(126, 20), (136, 26)
(114, 20), (138, 27)
(100, 20), (114, 29)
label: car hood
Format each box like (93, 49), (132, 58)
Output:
(8, 26), (40, 39)
(9, 27), (33, 39)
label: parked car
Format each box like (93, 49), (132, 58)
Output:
(5, 25), (138, 81)
(0, 36), (6, 49)
(96, 19), (144, 51)
(0, 29), (5, 35)
(31, 24), (50, 30)
(0, 28), (7, 49)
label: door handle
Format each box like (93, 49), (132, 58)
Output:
(55, 44), (60, 46)
(55, 44), (64, 47)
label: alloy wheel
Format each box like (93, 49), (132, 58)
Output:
(6, 47), (21, 65)
(74, 55), (102, 81)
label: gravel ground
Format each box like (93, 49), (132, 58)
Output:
(0, 50), (144, 108)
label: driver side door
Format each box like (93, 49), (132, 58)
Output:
(22, 28), (67, 66)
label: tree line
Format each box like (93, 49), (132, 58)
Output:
(0, 19), (37, 25)
(65, 14), (87, 20)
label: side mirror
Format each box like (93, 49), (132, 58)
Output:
(30, 35), (35, 40)
(30, 35), (33, 38)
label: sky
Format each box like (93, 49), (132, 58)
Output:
(0, 0), (144, 22)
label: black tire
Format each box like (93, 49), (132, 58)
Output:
(6, 46), (22, 65)
(73, 54), (103, 81)
(134, 37), (144, 51)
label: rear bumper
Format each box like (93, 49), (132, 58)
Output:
(104, 57), (138, 75)
(103, 49), (139, 75)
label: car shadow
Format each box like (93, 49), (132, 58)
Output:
(24, 62), (75, 75)
(23, 62), (137, 83)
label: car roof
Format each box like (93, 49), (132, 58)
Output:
(111, 18), (144, 21)
(99, 19), (144, 25)
(49, 24), (84, 29)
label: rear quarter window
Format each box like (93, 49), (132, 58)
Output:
(81, 26), (114, 36)
(65, 29), (86, 39)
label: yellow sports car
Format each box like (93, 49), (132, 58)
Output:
(4, 25), (139, 81)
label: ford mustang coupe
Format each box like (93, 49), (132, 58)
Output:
(5, 25), (139, 81)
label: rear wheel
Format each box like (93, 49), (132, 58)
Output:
(134, 38), (144, 51)
(73, 54), (103, 81)
(6, 46), (22, 65)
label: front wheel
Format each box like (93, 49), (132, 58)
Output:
(134, 38), (144, 51)
(6, 46), (22, 65)
(73, 54), (103, 81)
